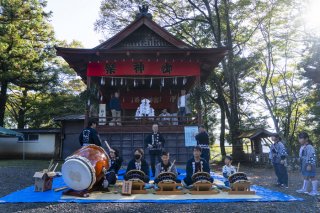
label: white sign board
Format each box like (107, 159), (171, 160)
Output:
(184, 126), (198, 146)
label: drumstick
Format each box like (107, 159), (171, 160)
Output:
(47, 159), (53, 171)
(237, 162), (240, 172)
(54, 186), (68, 192)
(168, 160), (176, 172)
(52, 163), (59, 172)
(104, 140), (112, 151)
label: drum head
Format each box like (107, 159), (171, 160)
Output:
(191, 172), (211, 182)
(228, 172), (248, 184)
(62, 157), (95, 191)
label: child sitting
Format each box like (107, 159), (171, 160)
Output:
(222, 156), (237, 187)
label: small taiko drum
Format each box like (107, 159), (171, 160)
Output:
(192, 172), (212, 183)
(62, 144), (110, 191)
(125, 170), (145, 182)
(228, 172), (248, 184)
(157, 172), (177, 183)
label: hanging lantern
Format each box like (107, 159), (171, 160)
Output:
(114, 78), (117, 86)
(120, 78), (123, 85)
(161, 78), (164, 87)
(175, 77), (177, 85)
(150, 77), (153, 87)
(183, 77), (187, 85)
(134, 79), (137, 87)
(111, 78), (114, 86)
(142, 79), (145, 85)
(100, 77), (105, 85)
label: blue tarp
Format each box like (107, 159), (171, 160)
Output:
(0, 169), (303, 203)
(0, 126), (23, 137)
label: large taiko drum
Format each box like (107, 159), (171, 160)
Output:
(62, 144), (110, 191)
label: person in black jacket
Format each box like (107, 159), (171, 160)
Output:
(195, 125), (210, 163)
(103, 148), (123, 188)
(125, 148), (150, 183)
(144, 123), (165, 177)
(79, 120), (101, 146)
(182, 146), (213, 187)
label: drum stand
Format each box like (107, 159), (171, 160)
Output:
(131, 180), (148, 194)
(190, 181), (219, 195)
(155, 181), (183, 195)
(228, 181), (255, 195)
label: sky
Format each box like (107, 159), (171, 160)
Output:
(46, 0), (103, 48)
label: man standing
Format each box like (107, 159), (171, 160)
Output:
(144, 123), (165, 177)
(177, 90), (190, 124)
(269, 134), (288, 188)
(109, 92), (121, 126)
(79, 120), (101, 146)
(195, 125), (210, 163)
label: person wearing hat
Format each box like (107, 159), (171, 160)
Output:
(222, 155), (237, 187)
(269, 133), (288, 188)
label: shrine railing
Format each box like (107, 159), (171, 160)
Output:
(90, 115), (199, 126)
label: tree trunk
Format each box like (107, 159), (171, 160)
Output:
(0, 81), (8, 127)
(219, 105), (226, 159)
(17, 89), (28, 129)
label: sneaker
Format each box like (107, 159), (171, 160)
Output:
(296, 188), (308, 193)
(144, 183), (153, 189)
(176, 186), (183, 190)
(308, 191), (320, 196)
(102, 180), (109, 189)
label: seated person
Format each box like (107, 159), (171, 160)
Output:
(222, 155), (236, 187)
(158, 109), (171, 125)
(182, 146), (213, 188)
(103, 148), (123, 188)
(125, 148), (150, 183)
(154, 151), (180, 184)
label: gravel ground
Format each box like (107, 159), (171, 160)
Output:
(0, 160), (319, 213)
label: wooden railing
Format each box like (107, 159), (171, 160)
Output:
(91, 115), (198, 126)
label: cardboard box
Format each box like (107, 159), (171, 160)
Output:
(33, 171), (56, 192)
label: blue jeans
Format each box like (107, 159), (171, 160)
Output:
(178, 107), (186, 124)
(273, 162), (288, 186)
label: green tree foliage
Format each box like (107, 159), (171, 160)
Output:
(0, 0), (55, 126)
(4, 39), (86, 128)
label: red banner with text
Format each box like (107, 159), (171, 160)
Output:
(87, 61), (200, 76)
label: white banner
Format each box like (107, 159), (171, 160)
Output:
(184, 126), (198, 146)
(99, 104), (106, 125)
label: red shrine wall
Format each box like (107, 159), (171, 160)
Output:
(87, 61), (200, 76)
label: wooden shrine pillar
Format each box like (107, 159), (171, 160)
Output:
(195, 75), (202, 125)
(84, 76), (91, 128)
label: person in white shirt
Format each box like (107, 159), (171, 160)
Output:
(222, 156), (237, 187)
(177, 90), (188, 124)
